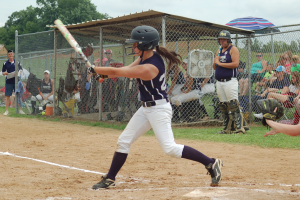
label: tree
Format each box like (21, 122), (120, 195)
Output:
(0, 0), (109, 51)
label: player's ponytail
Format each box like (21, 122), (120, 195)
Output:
(155, 46), (182, 69)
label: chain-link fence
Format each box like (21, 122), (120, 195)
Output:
(11, 14), (300, 126)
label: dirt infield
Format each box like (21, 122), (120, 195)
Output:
(0, 115), (300, 200)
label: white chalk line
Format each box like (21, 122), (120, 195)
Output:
(0, 151), (105, 175)
(0, 151), (149, 183)
(1, 151), (300, 198)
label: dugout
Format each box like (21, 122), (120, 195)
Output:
(44, 10), (254, 122)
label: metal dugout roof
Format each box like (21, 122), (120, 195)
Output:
(47, 10), (254, 42)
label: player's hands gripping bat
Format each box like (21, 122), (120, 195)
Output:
(54, 19), (106, 82)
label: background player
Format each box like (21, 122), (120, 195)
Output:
(88, 25), (223, 189)
(213, 30), (247, 134)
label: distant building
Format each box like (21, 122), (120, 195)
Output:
(0, 44), (7, 55)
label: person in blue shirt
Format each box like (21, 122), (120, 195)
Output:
(1, 50), (23, 115)
(88, 25), (223, 189)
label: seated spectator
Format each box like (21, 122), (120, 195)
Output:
(256, 63), (274, 93)
(253, 66), (290, 119)
(275, 54), (285, 69)
(291, 55), (300, 74)
(30, 70), (54, 114)
(166, 60), (185, 122)
(170, 59), (212, 122)
(238, 60), (249, 96)
(283, 50), (293, 75)
(250, 52), (268, 87)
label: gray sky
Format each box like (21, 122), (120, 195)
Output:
(1, 0), (299, 28)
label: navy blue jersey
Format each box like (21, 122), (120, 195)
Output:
(2, 59), (22, 84)
(137, 52), (168, 102)
(215, 45), (238, 80)
(42, 79), (52, 93)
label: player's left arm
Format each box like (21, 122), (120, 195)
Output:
(94, 63), (158, 80)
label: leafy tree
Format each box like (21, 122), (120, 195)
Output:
(0, 0), (109, 51)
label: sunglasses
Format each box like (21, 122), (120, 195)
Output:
(256, 55), (262, 57)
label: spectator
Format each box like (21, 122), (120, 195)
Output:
(104, 49), (115, 66)
(250, 52), (268, 90)
(1, 49), (23, 115)
(93, 49), (108, 66)
(166, 60), (185, 122)
(291, 55), (300, 74)
(256, 63), (274, 93)
(237, 60), (249, 96)
(274, 54), (285, 69)
(166, 60), (186, 97)
(30, 70), (54, 114)
(283, 50), (293, 75)
(253, 65), (290, 119)
(170, 58), (210, 122)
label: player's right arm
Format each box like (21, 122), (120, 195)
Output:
(213, 50), (219, 70)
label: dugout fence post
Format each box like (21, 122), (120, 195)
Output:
(162, 16), (166, 47)
(53, 30), (57, 116)
(15, 30), (19, 114)
(247, 36), (252, 124)
(98, 26), (103, 121)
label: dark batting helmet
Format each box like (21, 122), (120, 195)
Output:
(125, 25), (160, 51)
(217, 30), (232, 45)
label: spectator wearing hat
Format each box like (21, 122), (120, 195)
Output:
(30, 70), (54, 114)
(93, 49), (108, 66)
(253, 65), (290, 119)
(1, 49), (23, 115)
(104, 49), (115, 66)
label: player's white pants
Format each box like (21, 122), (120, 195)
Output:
(216, 78), (238, 102)
(170, 83), (215, 106)
(31, 93), (54, 102)
(117, 99), (184, 158)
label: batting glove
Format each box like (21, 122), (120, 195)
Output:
(88, 65), (96, 74)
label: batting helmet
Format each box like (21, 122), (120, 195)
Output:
(217, 30), (232, 45)
(125, 25), (160, 51)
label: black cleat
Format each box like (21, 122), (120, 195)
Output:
(206, 158), (223, 186)
(92, 174), (116, 189)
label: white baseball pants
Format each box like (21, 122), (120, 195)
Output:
(216, 78), (238, 102)
(117, 99), (184, 158)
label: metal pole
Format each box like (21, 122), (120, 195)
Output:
(271, 31), (275, 67)
(99, 26), (103, 121)
(46, 53), (48, 70)
(15, 30), (19, 114)
(162, 16), (166, 47)
(53, 30), (57, 116)
(176, 41), (178, 53)
(247, 36), (252, 124)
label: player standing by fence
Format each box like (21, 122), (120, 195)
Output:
(213, 30), (247, 134)
(88, 25), (223, 189)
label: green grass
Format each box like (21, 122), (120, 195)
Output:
(2, 106), (300, 150)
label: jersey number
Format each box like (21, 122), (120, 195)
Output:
(159, 73), (166, 91)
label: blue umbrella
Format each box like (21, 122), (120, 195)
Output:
(226, 16), (279, 34)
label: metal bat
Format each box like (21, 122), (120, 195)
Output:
(54, 19), (92, 68)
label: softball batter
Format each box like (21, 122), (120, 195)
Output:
(88, 25), (223, 189)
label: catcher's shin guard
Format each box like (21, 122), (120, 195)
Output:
(216, 102), (232, 134)
(228, 99), (245, 134)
